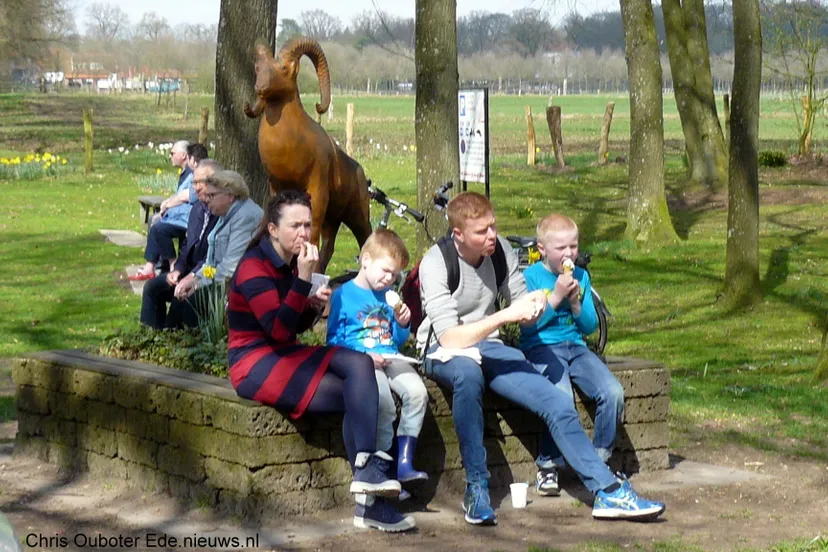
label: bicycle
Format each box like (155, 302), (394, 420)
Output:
(328, 180), (427, 288)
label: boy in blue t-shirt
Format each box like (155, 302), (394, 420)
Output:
(520, 213), (625, 497)
(327, 229), (429, 492)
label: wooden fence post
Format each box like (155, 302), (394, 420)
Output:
(546, 105), (566, 167)
(346, 103), (355, 157)
(83, 108), (94, 174)
(199, 107), (209, 145)
(526, 106), (536, 166)
(598, 101), (616, 165)
(723, 94), (730, 146)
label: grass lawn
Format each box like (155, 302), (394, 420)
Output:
(0, 93), (826, 471)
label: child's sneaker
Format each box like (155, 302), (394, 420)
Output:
(535, 467), (560, 497)
(592, 480), (666, 521)
(462, 480), (497, 525)
(350, 452), (402, 496)
(354, 496), (416, 532)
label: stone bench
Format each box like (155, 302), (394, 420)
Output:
(11, 350), (669, 519)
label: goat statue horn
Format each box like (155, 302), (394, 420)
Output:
(279, 37), (331, 115)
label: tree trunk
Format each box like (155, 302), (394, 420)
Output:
(723, 93), (730, 146)
(346, 103), (355, 157)
(816, 315), (828, 381)
(662, 0), (728, 190)
(199, 107), (210, 145)
(415, 0), (459, 256)
(546, 106), (566, 167)
(723, 0), (762, 308)
(621, 0), (679, 243)
(215, 0), (278, 205)
(526, 106), (536, 166)
(598, 101), (615, 165)
(83, 109), (94, 175)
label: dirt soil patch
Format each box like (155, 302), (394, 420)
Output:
(1, 430), (826, 552)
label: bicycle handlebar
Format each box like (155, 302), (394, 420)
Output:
(368, 184), (425, 223)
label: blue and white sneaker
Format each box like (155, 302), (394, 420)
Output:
(354, 496), (416, 532)
(350, 451), (402, 497)
(592, 479), (666, 521)
(535, 467), (560, 497)
(462, 480), (498, 526)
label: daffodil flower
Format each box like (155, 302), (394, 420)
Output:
(203, 265), (216, 280)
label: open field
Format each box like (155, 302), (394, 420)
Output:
(1, 91), (825, 158)
(1, 92), (826, 549)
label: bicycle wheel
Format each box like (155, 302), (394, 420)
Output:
(589, 289), (609, 357)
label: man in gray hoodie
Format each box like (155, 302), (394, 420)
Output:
(418, 192), (665, 526)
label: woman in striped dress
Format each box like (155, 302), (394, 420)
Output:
(227, 191), (403, 506)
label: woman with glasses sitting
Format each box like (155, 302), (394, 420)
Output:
(167, 169), (263, 327)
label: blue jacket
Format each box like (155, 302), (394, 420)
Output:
(161, 167), (195, 229)
(173, 201), (218, 276)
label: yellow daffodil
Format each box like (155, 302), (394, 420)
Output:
(44, 162), (51, 169)
(203, 265), (216, 280)
(13, 157), (20, 165)
(0, 158), (7, 164)
(61, 159), (68, 165)
(156, 168), (162, 175)
(43, 152), (52, 161)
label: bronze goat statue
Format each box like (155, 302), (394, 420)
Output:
(244, 37), (371, 272)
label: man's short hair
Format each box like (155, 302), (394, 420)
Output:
(197, 159), (223, 172)
(536, 213), (578, 239)
(171, 140), (190, 153)
(360, 228), (410, 269)
(187, 143), (209, 162)
(447, 192), (493, 231)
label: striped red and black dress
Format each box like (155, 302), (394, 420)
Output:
(227, 238), (338, 419)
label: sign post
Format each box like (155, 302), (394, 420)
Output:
(458, 88), (490, 197)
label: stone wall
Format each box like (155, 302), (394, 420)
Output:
(12, 350), (669, 518)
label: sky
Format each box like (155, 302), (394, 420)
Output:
(71, 0), (622, 32)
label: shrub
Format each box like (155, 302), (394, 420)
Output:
(98, 326), (229, 378)
(758, 150), (788, 167)
(190, 281), (228, 346)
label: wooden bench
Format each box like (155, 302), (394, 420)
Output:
(137, 195), (166, 226)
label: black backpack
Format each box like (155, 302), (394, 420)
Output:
(401, 236), (509, 336)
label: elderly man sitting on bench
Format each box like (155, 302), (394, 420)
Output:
(130, 141), (207, 281)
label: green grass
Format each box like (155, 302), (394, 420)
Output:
(0, 93), (826, 464)
(0, 396), (13, 423)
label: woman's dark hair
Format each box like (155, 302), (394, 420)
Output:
(248, 190), (312, 250)
(186, 143), (209, 163)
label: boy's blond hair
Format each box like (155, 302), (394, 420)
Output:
(447, 192), (494, 231)
(360, 228), (410, 269)
(536, 213), (578, 240)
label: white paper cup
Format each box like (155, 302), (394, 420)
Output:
(510, 482), (528, 508)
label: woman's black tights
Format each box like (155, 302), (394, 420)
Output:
(305, 348), (378, 466)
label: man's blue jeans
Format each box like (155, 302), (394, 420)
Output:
(423, 340), (618, 494)
(525, 343), (625, 468)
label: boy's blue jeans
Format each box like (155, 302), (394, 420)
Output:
(423, 340), (618, 494)
(525, 342), (625, 469)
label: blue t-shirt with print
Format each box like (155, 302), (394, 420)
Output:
(326, 280), (410, 355)
(519, 261), (598, 350)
